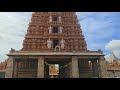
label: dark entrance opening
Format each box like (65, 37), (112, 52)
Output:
(53, 27), (59, 33)
(49, 64), (59, 78)
(78, 59), (94, 78)
(53, 40), (59, 48)
(44, 59), (71, 78)
(53, 17), (58, 21)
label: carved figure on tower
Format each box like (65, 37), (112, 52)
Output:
(47, 38), (52, 48)
(58, 16), (62, 22)
(61, 38), (65, 49)
(49, 15), (52, 22)
(48, 26), (52, 34)
(59, 26), (63, 34)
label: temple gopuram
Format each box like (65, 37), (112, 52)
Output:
(5, 12), (107, 78)
(0, 59), (8, 71)
(0, 60), (8, 78)
(106, 51), (120, 78)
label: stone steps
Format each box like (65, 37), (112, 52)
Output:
(79, 69), (93, 78)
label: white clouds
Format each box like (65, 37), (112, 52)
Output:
(105, 40), (120, 61)
(0, 12), (32, 61)
(77, 12), (113, 35)
(105, 40), (120, 51)
(76, 12), (96, 21)
(76, 12), (120, 52)
(0, 12), (32, 38)
(0, 12), (120, 62)
(0, 48), (3, 51)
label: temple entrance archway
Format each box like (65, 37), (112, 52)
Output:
(44, 58), (71, 78)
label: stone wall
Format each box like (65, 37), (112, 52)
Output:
(0, 59), (8, 70)
(5, 57), (14, 78)
(107, 70), (120, 78)
(0, 72), (5, 78)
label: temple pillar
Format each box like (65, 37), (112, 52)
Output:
(98, 56), (107, 78)
(5, 56), (14, 78)
(37, 56), (44, 78)
(70, 56), (79, 78)
(92, 60), (98, 77)
(13, 59), (18, 78)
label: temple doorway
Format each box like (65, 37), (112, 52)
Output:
(44, 59), (71, 78)
(49, 64), (59, 78)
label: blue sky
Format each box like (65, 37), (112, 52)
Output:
(0, 12), (120, 62)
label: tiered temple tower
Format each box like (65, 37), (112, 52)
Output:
(21, 12), (87, 52)
(5, 12), (107, 78)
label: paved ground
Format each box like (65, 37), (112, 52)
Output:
(0, 72), (5, 78)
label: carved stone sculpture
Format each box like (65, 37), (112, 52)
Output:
(59, 26), (63, 34)
(58, 16), (62, 22)
(49, 15), (52, 22)
(61, 38), (65, 49)
(48, 26), (52, 34)
(47, 38), (52, 48)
